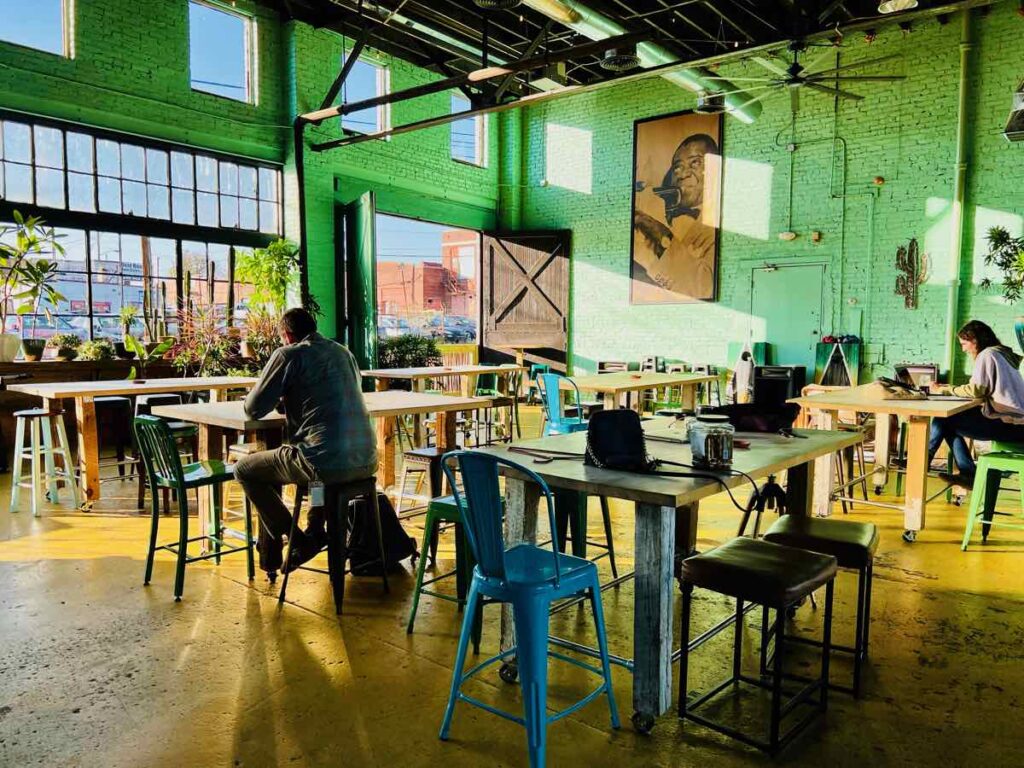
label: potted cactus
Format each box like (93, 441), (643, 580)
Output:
(47, 332), (82, 361)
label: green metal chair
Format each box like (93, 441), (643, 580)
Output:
(134, 415), (254, 601)
(961, 442), (1024, 550)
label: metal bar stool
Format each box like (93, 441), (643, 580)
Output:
(10, 407), (80, 515)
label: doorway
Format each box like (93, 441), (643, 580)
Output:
(750, 263), (826, 377)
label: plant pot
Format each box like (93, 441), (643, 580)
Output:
(21, 339), (46, 362)
(56, 349), (79, 361)
(0, 332), (20, 363)
(114, 342), (136, 360)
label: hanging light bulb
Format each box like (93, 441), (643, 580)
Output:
(878, 0), (918, 13)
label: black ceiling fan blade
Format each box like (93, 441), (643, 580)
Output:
(803, 81), (864, 101)
(698, 76), (780, 83)
(704, 83), (781, 99)
(809, 75), (906, 82)
(812, 53), (902, 76)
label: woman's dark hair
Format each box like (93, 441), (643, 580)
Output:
(957, 320), (1002, 353)
(280, 307), (317, 340)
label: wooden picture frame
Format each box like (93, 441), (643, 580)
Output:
(629, 110), (723, 304)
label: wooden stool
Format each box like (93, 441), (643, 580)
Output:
(763, 515), (878, 697)
(9, 408), (80, 516)
(678, 537), (837, 755)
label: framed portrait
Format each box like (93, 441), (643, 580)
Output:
(629, 110), (723, 304)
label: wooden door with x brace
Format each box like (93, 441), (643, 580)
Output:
(480, 231), (571, 365)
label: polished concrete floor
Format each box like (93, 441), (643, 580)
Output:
(2, 409), (1023, 767)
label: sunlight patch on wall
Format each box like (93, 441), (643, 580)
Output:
(924, 197), (953, 283)
(544, 123), (593, 195)
(721, 157), (773, 241)
(971, 206), (1023, 289)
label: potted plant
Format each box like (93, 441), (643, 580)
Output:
(77, 338), (116, 361)
(116, 305), (140, 359)
(124, 334), (174, 383)
(0, 212), (66, 363)
(981, 226), (1024, 352)
(240, 308), (281, 367)
(171, 299), (242, 377)
(47, 332), (82, 361)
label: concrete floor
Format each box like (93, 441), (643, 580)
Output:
(2, 408), (1023, 767)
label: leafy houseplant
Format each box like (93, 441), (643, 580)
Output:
(0, 212), (66, 363)
(236, 238), (298, 313)
(124, 334), (174, 382)
(981, 226), (1024, 353)
(171, 299), (242, 378)
(239, 308), (281, 373)
(47, 333), (82, 361)
(77, 339), (116, 361)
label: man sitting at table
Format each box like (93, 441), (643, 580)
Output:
(235, 307), (378, 574)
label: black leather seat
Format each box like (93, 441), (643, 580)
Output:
(682, 536), (837, 608)
(763, 515), (878, 569)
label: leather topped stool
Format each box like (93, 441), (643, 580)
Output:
(678, 537), (838, 756)
(763, 515), (878, 697)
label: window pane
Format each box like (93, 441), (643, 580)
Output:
(196, 156), (217, 192)
(220, 196), (238, 228)
(219, 162), (238, 195)
(68, 173), (95, 212)
(122, 144), (145, 181)
(209, 243), (230, 283)
(189, 1), (251, 102)
(258, 167), (277, 201)
(197, 192), (218, 226)
(182, 241), (208, 280)
(98, 177), (121, 213)
(172, 188), (195, 224)
(146, 148), (168, 184)
(3, 122), (31, 163)
(259, 200), (278, 234)
(147, 184), (170, 220)
(90, 232), (121, 281)
(97, 139), (120, 176)
(238, 166), (257, 198)
(239, 197), (257, 230)
(3, 162), (33, 202)
(146, 238), (177, 278)
(341, 59), (382, 134)
(0, 0), (65, 55)
(171, 152), (194, 188)
(67, 133), (94, 173)
(34, 126), (64, 169)
(122, 180), (146, 216)
(35, 167), (65, 208)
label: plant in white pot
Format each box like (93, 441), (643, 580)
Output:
(0, 212), (66, 362)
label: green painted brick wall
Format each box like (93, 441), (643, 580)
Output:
(512, 4), (1024, 380)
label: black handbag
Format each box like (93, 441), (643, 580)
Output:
(584, 409), (659, 472)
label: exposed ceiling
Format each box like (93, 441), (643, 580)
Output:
(269, 1), (951, 92)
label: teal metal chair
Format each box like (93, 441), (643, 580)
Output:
(134, 415), (254, 601)
(527, 364), (550, 405)
(538, 373), (587, 437)
(438, 451), (619, 768)
(962, 441), (1024, 550)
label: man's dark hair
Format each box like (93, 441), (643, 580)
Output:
(280, 307), (317, 340)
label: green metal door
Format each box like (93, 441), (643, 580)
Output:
(750, 263), (825, 377)
(344, 191), (377, 371)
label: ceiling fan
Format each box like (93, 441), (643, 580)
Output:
(699, 41), (905, 114)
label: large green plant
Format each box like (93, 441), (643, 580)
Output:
(981, 226), (1024, 302)
(378, 334), (443, 369)
(171, 299), (242, 377)
(0, 211), (66, 335)
(236, 238), (299, 314)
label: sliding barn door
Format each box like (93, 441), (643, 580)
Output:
(481, 231), (571, 364)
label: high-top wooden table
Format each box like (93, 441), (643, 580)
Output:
(9, 376), (256, 507)
(363, 364), (528, 397)
(475, 419), (862, 731)
(790, 384), (981, 540)
(567, 371), (717, 411)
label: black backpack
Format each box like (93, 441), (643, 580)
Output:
(347, 493), (418, 575)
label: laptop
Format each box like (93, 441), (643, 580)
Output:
(894, 363), (939, 389)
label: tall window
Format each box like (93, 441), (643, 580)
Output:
(0, 115), (282, 235)
(341, 56), (389, 135)
(450, 94), (485, 166)
(189, 1), (254, 103)
(0, 0), (69, 56)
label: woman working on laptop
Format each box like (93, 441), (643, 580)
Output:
(928, 320), (1024, 485)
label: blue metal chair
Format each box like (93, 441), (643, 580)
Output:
(538, 372), (587, 437)
(438, 451), (620, 768)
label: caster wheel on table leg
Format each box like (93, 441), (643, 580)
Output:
(79, 501), (94, 513)
(631, 711), (655, 734)
(873, 485), (883, 496)
(499, 662), (519, 684)
(902, 529), (917, 543)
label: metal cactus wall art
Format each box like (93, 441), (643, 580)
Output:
(895, 237), (928, 309)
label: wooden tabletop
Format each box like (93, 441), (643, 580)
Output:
(789, 383), (981, 418)
(476, 419), (862, 508)
(567, 371), (717, 394)
(8, 376), (258, 400)
(152, 390), (495, 431)
(363, 364), (527, 379)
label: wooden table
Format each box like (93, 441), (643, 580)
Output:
(363, 364), (528, 397)
(476, 419), (862, 729)
(567, 371), (717, 411)
(9, 376), (256, 506)
(790, 385), (980, 538)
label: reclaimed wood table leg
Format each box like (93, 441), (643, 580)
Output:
(902, 416), (930, 539)
(500, 477), (541, 655)
(872, 412), (893, 492)
(376, 410), (397, 491)
(680, 383), (696, 411)
(603, 391), (618, 411)
(74, 396), (100, 508)
(198, 423), (226, 545)
(811, 409), (837, 517)
(633, 502), (677, 728)
(785, 459), (816, 516)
